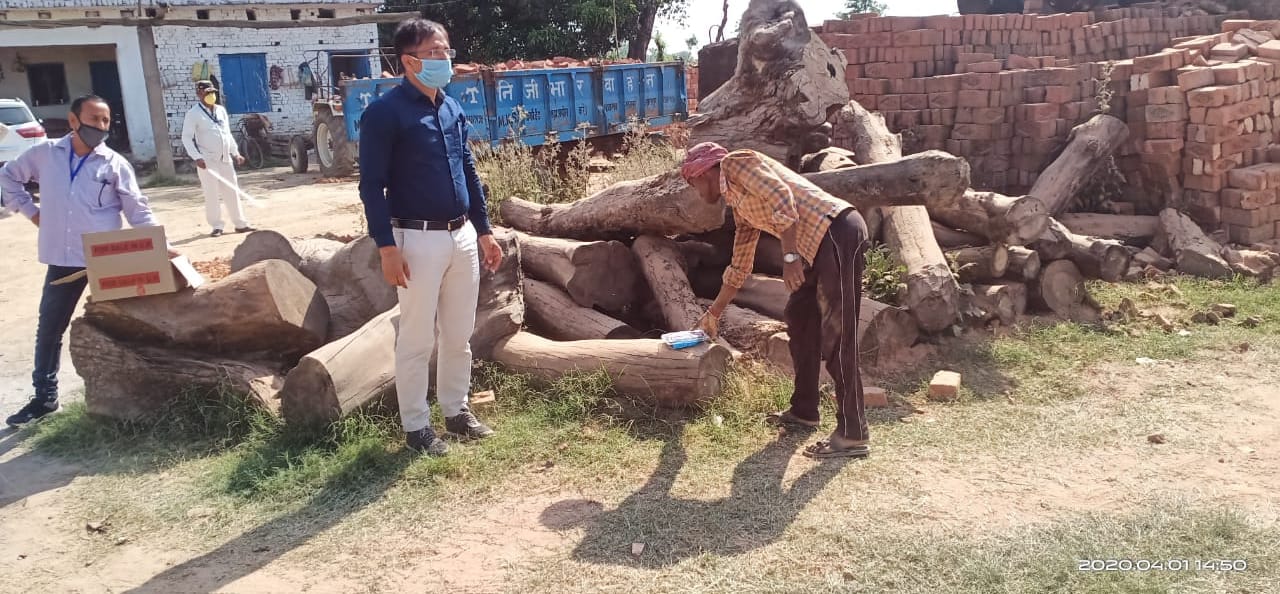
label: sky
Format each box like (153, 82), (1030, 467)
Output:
(658, 0), (961, 52)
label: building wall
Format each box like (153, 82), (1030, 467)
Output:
(0, 45), (116, 121)
(0, 25), (155, 159)
(153, 21), (380, 159)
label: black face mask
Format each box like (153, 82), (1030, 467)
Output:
(76, 123), (110, 149)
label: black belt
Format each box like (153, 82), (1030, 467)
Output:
(392, 215), (468, 231)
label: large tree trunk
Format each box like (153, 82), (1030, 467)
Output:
(516, 233), (640, 314)
(1155, 208), (1232, 278)
(71, 319), (282, 422)
(279, 307), (397, 428)
(523, 278), (641, 341)
(1030, 114), (1130, 215)
(724, 274), (918, 365)
(499, 171), (725, 241)
(1006, 246), (1042, 282)
(689, 0), (849, 164)
(932, 190), (1050, 246)
(805, 151), (972, 211)
(84, 259), (329, 363)
(951, 245), (1010, 284)
(628, 0), (659, 60)
(1057, 213), (1160, 244)
(831, 101), (901, 163)
(1033, 218), (1133, 282)
(231, 231), (396, 340)
(491, 332), (733, 408)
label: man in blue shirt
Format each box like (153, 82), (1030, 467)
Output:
(1, 95), (169, 426)
(359, 19), (503, 456)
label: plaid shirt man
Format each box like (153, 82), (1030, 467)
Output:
(720, 150), (853, 288)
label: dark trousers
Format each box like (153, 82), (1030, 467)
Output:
(33, 265), (88, 403)
(784, 209), (870, 441)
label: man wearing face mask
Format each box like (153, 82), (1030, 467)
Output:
(358, 18), (503, 456)
(0, 95), (171, 426)
(181, 80), (251, 238)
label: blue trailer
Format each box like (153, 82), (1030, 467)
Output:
(291, 52), (689, 178)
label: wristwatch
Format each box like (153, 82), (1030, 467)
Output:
(782, 252), (802, 264)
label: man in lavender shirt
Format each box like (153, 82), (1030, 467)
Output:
(0, 95), (168, 426)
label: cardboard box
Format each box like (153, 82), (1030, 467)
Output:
(78, 226), (204, 302)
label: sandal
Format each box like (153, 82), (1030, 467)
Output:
(803, 440), (870, 460)
(765, 410), (820, 428)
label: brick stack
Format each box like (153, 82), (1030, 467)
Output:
(1125, 49), (1193, 213)
(1222, 164), (1280, 243)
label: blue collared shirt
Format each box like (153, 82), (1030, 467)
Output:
(1, 136), (161, 268)
(358, 82), (492, 248)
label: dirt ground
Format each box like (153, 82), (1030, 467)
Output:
(0, 167), (1277, 592)
(0, 167), (363, 414)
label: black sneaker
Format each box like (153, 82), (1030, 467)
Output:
(406, 426), (449, 456)
(211, 229), (224, 237)
(6, 399), (59, 427)
(445, 408), (494, 440)
(235, 226), (255, 233)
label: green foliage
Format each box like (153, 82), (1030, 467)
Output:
(863, 243), (905, 305)
(839, 0), (888, 18)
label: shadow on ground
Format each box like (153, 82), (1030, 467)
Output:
(541, 424), (850, 568)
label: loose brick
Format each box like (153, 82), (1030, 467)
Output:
(1144, 103), (1188, 123)
(1187, 85), (1244, 108)
(1258, 40), (1280, 60)
(1177, 67), (1217, 91)
(1212, 62), (1252, 85)
(1228, 223), (1277, 243)
(928, 371), (963, 401)
(864, 386), (890, 409)
(1185, 174), (1228, 192)
(1229, 167), (1269, 190)
(1144, 139), (1185, 153)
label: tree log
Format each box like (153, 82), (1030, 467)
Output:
(515, 233), (640, 314)
(688, 0), (849, 165)
(831, 101), (902, 164)
(968, 283), (1027, 326)
(1029, 114), (1130, 215)
(724, 274), (918, 365)
(698, 299), (786, 354)
(931, 190), (1049, 246)
(1155, 208), (1232, 278)
(632, 235), (705, 332)
(805, 151), (971, 210)
(1005, 246), (1042, 281)
(1033, 218), (1132, 282)
(498, 170), (726, 240)
(471, 229), (525, 360)
(280, 307), (397, 428)
(84, 259), (330, 362)
(491, 332), (733, 408)
(71, 319), (282, 422)
(1029, 259), (1087, 317)
(799, 147), (858, 173)
(951, 245), (1010, 284)
(523, 278), (641, 341)
(231, 231), (396, 340)
(933, 222), (986, 249)
(1057, 213), (1160, 244)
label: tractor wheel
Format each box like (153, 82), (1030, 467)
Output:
(313, 110), (355, 178)
(289, 135), (310, 174)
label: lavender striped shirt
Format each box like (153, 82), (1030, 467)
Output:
(0, 136), (160, 267)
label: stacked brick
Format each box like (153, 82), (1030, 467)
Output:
(1222, 163), (1280, 243)
(1124, 48), (1194, 214)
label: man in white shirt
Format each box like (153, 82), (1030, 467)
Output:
(181, 80), (252, 237)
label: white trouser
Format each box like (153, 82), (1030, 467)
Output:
(394, 222), (480, 433)
(198, 157), (248, 230)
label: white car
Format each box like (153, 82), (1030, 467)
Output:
(0, 98), (47, 165)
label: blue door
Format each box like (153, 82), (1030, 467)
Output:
(218, 53), (270, 114)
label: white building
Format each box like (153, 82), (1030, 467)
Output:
(0, 0), (382, 161)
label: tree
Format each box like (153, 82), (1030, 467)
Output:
(627, 0), (690, 60)
(839, 0), (888, 18)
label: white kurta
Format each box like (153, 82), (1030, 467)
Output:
(181, 104), (248, 230)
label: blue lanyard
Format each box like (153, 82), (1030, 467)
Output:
(201, 106), (222, 125)
(69, 150), (90, 185)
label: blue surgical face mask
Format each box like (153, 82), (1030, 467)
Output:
(414, 57), (453, 89)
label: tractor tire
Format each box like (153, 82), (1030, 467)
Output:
(289, 135), (310, 174)
(313, 110), (355, 178)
